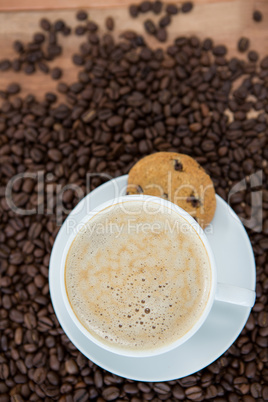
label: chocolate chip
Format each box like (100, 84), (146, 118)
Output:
(187, 194), (201, 208)
(174, 160), (183, 171)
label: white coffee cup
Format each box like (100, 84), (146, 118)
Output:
(60, 195), (256, 358)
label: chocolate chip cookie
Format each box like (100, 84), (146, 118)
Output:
(127, 152), (216, 228)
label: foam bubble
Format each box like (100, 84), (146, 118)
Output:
(65, 200), (211, 352)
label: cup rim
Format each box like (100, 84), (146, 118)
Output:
(60, 194), (217, 358)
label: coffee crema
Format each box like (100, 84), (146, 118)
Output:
(65, 201), (211, 352)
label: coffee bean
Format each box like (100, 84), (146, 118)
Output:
(253, 10), (262, 22)
(65, 359), (79, 374)
(33, 32), (45, 44)
(13, 40), (24, 54)
(159, 14), (171, 28)
(129, 4), (139, 17)
(213, 45), (227, 56)
(54, 19), (65, 32)
(0, 59), (11, 71)
(24, 63), (35, 74)
(106, 17), (114, 31)
(107, 116), (123, 127)
(260, 56), (268, 69)
(51, 67), (62, 80)
(144, 19), (156, 35)
(238, 37), (250, 52)
(248, 50), (259, 62)
(181, 1), (193, 13)
(6, 83), (20, 95)
(102, 386), (120, 400)
(139, 1), (152, 13)
(75, 25), (86, 36)
(0, 8), (268, 402)
(156, 28), (167, 42)
(40, 18), (51, 31)
(153, 382), (171, 394)
(185, 386), (203, 400)
(38, 61), (49, 73)
(166, 4), (179, 15)
(63, 26), (71, 36)
(152, 0), (162, 14)
(76, 10), (88, 21)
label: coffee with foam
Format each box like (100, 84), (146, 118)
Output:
(65, 200), (211, 352)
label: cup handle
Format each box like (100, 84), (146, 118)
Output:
(215, 283), (256, 307)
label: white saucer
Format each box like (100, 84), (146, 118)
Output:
(49, 175), (256, 382)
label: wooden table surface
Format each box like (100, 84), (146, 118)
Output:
(0, 0), (267, 100)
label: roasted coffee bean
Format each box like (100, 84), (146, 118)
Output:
(213, 45), (227, 56)
(238, 37), (250, 52)
(6, 83), (20, 95)
(38, 61), (49, 73)
(51, 67), (62, 80)
(0, 8), (267, 402)
(76, 10), (88, 21)
(13, 40), (24, 54)
(106, 17), (114, 31)
(87, 20), (98, 32)
(144, 19), (156, 35)
(40, 18), (51, 31)
(24, 63), (35, 74)
(102, 386), (120, 400)
(248, 50), (259, 62)
(260, 56), (268, 69)
(166, 4), (179, 15)
(139, 1), (152, 13)
(0, 59), (11, 71)
(54, 19), (65, 32)
(152, 0), (162, 14)
(33, 32), (45, 44)
(62, 26), (71, 36)
(129, 4), (139, 17)
(156, 28), (167, 42)
(75, 25), (86, 35)
(159, 14), (171, 28)
(72, 54), (84, 66)
(181, 1), (193, 13)
(253, 10), (262, 22)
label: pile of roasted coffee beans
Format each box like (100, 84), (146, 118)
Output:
(0, 18), (72, 80)
(0, 2), (267, 401)
(129, 1), (193, 42)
